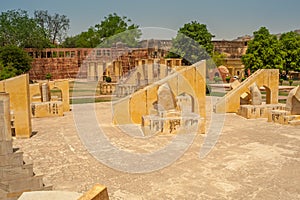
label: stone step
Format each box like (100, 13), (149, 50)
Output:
(0, 152), (23, 167)
(0, 175), (44, 192)
(288, 120), (300, 125)
(0, 140), (13, 156)
(0, 163), (34, 181)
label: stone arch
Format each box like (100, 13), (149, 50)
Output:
(50, 87), (62, 101)
(176, 92), (195, 113)
(263, 85), (272, 104)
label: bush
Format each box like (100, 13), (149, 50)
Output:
(45, 73), (52, 80)
(279, 79), (284, 85)
(225, 76), (231, 83)
(213, 76), (222, 83)
(105, 76), (112, 83)
(289, 79), (293, 86)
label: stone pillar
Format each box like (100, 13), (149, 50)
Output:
(0, 93), (13, 155)
(148, 64), (154, 84)
(88, 63), (96, 81)
(97, 63), (103, 82)
(41, 83), (50, 102)
(160, 65), (167, 79)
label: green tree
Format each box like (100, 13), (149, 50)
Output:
(34, 10), (70, 45)
(0, 9), (50, 48)
(167, 21), (214, 65)
(62, 13), (140, 48)
(211, 51), (226, 67)
(242, 27), (283, 72)
(0, 45), (32, 80)
(279, 31), (300, 73)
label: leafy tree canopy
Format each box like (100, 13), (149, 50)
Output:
(34, 10), (70, 45)
(0, 45), (32, 80)
(0, 9), (51, 48)
(167, 21), (214, 65)
(242, 27), (283, 72)
(63, 13), (141, 48)
(279, 31), (300, 72)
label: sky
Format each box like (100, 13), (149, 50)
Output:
(1, 0), (300, 40)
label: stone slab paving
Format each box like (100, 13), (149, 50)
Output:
(18, 191), (82, 200)
(13, 97), (300, 199)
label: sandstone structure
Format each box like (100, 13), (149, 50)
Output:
(25, 46), (171, 81)
(113, 60), (206, 134)
(286, 85), (300, 115)
(29, 80), (70, 118)
(78, 184), (109, 200)
(267, 85), (300, 125)
(0, 93), (50, 200)
(214, 69), (279, 113)
(114, 58), (181, 96)
(249, 83), (262, 105)
(0, 75), (32, 138)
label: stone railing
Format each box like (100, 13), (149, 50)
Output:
(100, 83), (117, 95)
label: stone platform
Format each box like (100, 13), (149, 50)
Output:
(12, 98), (300, 199)
(238, 104), (285, 119)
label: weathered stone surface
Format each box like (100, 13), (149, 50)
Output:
(0, 75), (32, 138)
(238, 104), (285, 119)
(18, 191), (82, 200)
(230, 80), (240, 90)
(249, 82), (262, 105)
(0, 93), (49, 200)
(31, 101), (63, 118)
(157, 83), (176, 111)
(268, 110), (290, 124)
(0, 164), (34, 181)
(12, 99), (300, 199)
(41, 83), (50, 102)
(286, 86), (300, 115)
(1, 175), (44, 192)
(0, 141), (13, 156)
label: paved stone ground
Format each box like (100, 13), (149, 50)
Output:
(13, 97), (300, 199)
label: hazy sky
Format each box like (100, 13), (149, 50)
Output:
(1, 0), (300, 40)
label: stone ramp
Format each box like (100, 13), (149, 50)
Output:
(214, 69), (279, 113)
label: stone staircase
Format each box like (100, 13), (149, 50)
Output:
(0, 93), (51, 200)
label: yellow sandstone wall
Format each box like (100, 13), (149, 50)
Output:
(0, 74), (32, 138)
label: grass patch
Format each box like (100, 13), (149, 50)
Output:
(279, 99), (287, 104)
(207, 92), (226, 97)
(279, 91), (289, 96)
(70, 98), (111, 104)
